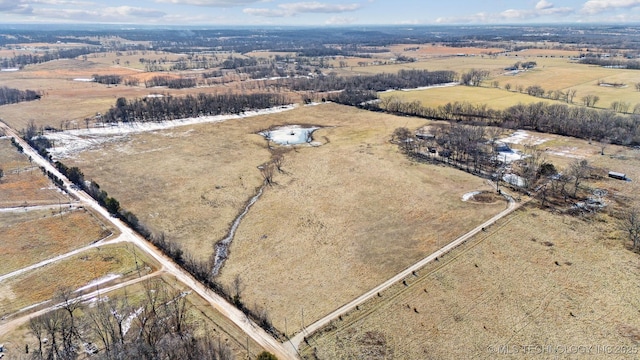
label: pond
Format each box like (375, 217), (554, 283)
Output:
(260, 125), (319, 145)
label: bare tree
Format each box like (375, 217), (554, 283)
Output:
(621, 208), (640, 252)
(259, 162), (275, 185)
(569, 159), (590, 197)
(581, 94), (600, 107)
(272, 153), (284, 173)
(55, 286), (82, 340)
(566, 88), (577, 103)
(599, 138), (610, 155)
(0, 167), (3, 182)
(520, 144), (547, 189)
(392, 127), (415, 153)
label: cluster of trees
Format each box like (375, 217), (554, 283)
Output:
(0, 86), (41, 105)
(288, 69), (457, 92)
(10, 137), (23, 152)
(23, 121), (53, 160)
(169, 55), (220, 71)
(503, 83), (578, 103)
(460, 69), (490, 86)
(92, 74), (123, 85)
(377, 98), (640, 145)
(508, 61), (537, 70)
(144, 76), (197, 89)
(326, 89), (378, 107)
(101, 93), (288, 123)
(392, 124), (555, 190)
(579, 56), (640, 69)
(0, 47), (99, 68)
(393, 124), (600, 205)
(222, 57), (259, 69)
(27, 283), (236, 360)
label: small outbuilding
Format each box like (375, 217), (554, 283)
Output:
(608, 171), (627, 180)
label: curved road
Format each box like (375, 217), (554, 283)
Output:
(289, 191), (519, 351)
(0, 122), (298, 360)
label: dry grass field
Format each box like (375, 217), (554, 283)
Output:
(0, 207), (114, 274)
(377, 55), (640, 112)
(300, 204), (640, 359)
(299, 140), (640, 359)
(0, 244), (156, 317)
(0, 138), (69, 207)
(381, 85), (556, 110)
(58, 103), (509, 336)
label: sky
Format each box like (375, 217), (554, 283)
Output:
(2, 0), (640, 26)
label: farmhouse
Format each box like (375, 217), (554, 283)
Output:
(608, 171), (627, 180)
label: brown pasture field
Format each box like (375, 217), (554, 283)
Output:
(301, 205), (640, 359)
(0, 243), (157, 317)
(380, 85), (557, 110)
(0, 138), (69, 207)
(0, 55), (296, 131)
(0, 274), (264, 360)
(59, 103), (508, 336)
(374, 56), (640, 111)
(386, 44), (505, 57)
(300, 139), (640, 359)
(0, 207), (114, 275)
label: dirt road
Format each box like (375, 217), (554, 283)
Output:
(0, 272), (161, 339)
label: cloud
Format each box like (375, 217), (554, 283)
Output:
(436, 1), (572, 23)
(0, 0), (32, 13)
(325, 15), (355, 24)
(155, 0), (264, 6)
(245, 1), (362, 17)
(31, 5), (166, 22)
(581, 0), (640, 14)
(536, 0), (553, 10)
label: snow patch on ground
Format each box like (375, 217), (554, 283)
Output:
(503, 173), (526, 187)
(548, 148), (584, 159)
(19, 300), (51, 312)
(122, 307), (143, 336)
(1, 68), (19, 72)
(73, 78), (95, 82)
(75, 274), (121, 292)
(380, 82), (459, 93)
(260, 125), (319, 145)
(45, 105), (297, 158)
(462, 191), (480, 201)
(501, 130), (549, 146)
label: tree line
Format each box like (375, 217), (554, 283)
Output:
(0, 47), (100, 68)
(0, 86), (41, 105)
(288, 69), (457, 92)
(376, 98), (640, 146)
(579, 56), (640, 69)
(101, 93), (289, 123)
(144, 76), (198, 89)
